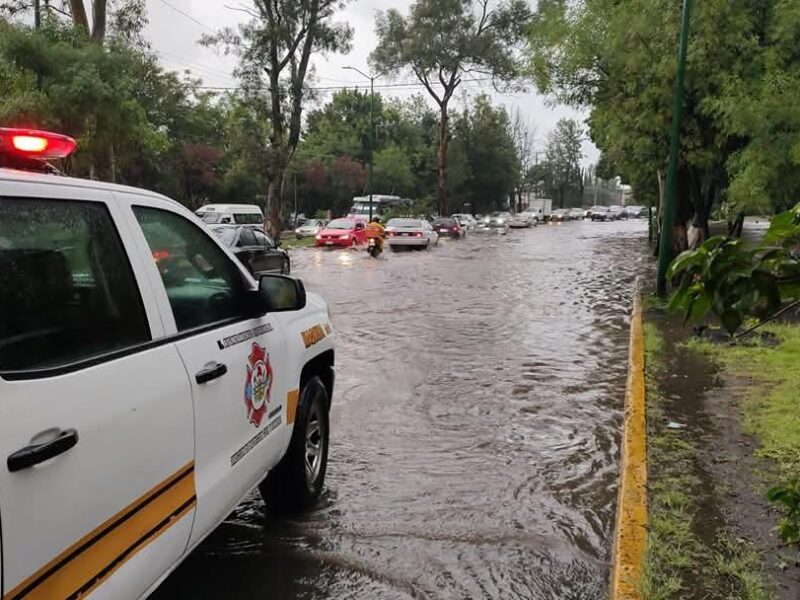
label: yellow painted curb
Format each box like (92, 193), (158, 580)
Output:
(610, 290), (647, 599)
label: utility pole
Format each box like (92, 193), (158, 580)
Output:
(344, 66), (376, 221)
(657, 0), (693, 296)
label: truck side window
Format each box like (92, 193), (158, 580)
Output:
(133, 207), (248, 332)
(0, 198), (150, 373)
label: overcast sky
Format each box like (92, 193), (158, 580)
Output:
(144, 0), (599, 165)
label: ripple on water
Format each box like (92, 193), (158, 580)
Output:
(154, 220), (651, 599)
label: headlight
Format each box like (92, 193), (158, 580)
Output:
(497, 219), (505, 224)
(339, 235), (349, 240)
(315, 234), (322, 239)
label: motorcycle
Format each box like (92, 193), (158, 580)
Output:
(367, 236), (382, 258)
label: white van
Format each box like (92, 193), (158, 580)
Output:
(195, 203), (264, 226)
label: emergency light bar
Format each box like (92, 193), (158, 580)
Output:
(0, 128), (77, 160)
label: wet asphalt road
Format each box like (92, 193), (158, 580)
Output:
(154, 219), (649, 599)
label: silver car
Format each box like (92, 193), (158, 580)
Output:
(386, 218), (439, 250)
(295, 219), (327, 238)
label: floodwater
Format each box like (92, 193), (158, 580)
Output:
(154, 219), (649, 599)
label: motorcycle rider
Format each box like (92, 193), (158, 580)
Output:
(365, 216), (385, 253)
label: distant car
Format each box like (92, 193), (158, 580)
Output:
(315, 218), (367, 248)
(433, 217), (465, 238)
(590, 206), (612, 221)
(550, 209), (569, 222)
(209, 224), (290, 275)
(386, 218), (439, 250)
(451, 213), (478, 231)
(609, 205), (627, 219)
(488, 211), (511, 226)
(295, 219), (327, 239)
(626, 205), (647, 218)
(476, 213), (510, 234)
(509, 213), (533, 228)
(569, 208), (585, 220)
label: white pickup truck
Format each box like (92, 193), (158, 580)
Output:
(0, 128), (335, 599)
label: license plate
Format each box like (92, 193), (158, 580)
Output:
(325, 241), (333, 245)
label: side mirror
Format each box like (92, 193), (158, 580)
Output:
(251, 274), (306, 314)
(274, 239), (282, 248)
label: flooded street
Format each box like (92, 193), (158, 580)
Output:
(155, 219), (649, 599)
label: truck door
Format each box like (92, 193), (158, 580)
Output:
(121, 198), (290, 547)
(0, 191), (195, 599)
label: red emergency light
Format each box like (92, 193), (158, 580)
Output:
(0, 128), (77, 159)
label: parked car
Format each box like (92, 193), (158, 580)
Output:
(433, 217), (465, 238)
(195, 203), (264, 227)
(210, 224), (290, 276)
(451, 213), (478, 231)
(550, 209), (569, 222)
(590, 206), (612, 221)
(509, 213), (533, 228)
(295, 219), (327, 239)
(0, 126), (334, 600)
(386, 218), (439, 250)
(315, 218), (367, 248)
(609, 205), (628, 219)
(569, 208), (585, 220)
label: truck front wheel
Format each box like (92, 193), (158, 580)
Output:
(259, 376), (329, 512)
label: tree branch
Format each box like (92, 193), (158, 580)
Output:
(413, 66), (442, 106)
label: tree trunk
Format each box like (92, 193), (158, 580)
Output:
(266, 168), (285, 240)
(91, 0), (107, 44)
(672, 221), (688, 256)
(69, 0), (89, 33)
(437, 104), (449, 217)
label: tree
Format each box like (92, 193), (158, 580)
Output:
(370, 0), (529, 216)
(510, 108), (537, 211)
(204, 0), (353, 236)
(544, 118), (583, 208)
(451, 94), (519, 212)
(373, 144), (415, 195)
(528, 0), (764, 253)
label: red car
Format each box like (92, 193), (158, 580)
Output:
(433, 217), (465, 238)
(315, 218), (368, 248)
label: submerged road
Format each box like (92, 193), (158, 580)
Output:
(155, 219), (649, 599)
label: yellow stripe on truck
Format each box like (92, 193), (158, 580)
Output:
(9, 462), (196, 600)
(610, 291), (648, 599)
(286, 389), (300, 425)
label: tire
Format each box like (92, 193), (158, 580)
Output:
(259, 376), (329, 513)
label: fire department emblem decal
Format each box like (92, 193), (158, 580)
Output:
(244, 342), (273, 427)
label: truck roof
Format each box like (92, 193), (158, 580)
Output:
(0, 167), (170, 202)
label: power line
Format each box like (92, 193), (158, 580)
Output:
(195, 77), (495, 92)
(156, 52), (237, 82)
(156, 0), (217, 34)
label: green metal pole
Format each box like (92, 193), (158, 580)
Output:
(368, 76), (374, 222)
(657, 0), (693, 296)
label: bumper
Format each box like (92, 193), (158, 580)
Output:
(388, 236), (428, 246)
(315, 238), (352, 247)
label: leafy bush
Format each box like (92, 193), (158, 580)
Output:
(766, 480), (800, 544)
(668, 205), (800, 335)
